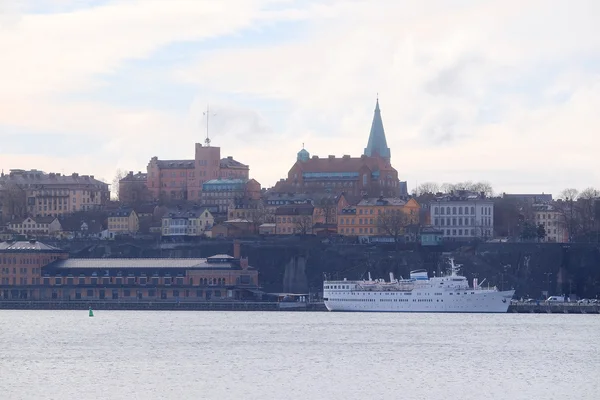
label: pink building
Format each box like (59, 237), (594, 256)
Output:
(146, 144), (250, 202)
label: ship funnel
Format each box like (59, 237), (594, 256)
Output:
(389, 272), (395, 282)
(368, 272), (372, 281)
(473, 278), (478, 288)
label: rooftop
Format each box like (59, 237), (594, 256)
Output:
(45, 256), (251, 271)
(156, 159), (194, 169)
(357, 197), (406, 207)
(364, 98), (391, 161)
(220, 156), (248, 169)
(275, 204), (314, 216)
(0, 169), (108, 188)
(0, 240), (64, 252)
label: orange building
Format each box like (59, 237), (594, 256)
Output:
(0, 240), (259, 301)
(337, 197), (420, 236)
(0, 240), (69, 299)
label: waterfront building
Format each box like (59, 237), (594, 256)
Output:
(429, 191), (494, 240)
(337, 196), (420, 236)
(273, 100), (407, 197)
(0, 169), (110, 221)
(0, 240), (68, 293)
(146, 143), (251, 202)
(161, 206), (214, 238)
(0, 240), (259, 301)
(201, 178), (261, 213)
(107, 208), (139, 235)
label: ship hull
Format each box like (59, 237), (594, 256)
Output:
(324, 290), (515, 313)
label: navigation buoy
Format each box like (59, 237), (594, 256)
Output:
(89, 307), (94, 317)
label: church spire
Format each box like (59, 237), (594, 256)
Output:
(364, 97), (391, 161)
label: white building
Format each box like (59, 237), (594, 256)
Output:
(429, 192), (494, 240)
(161, 207), (214, 238)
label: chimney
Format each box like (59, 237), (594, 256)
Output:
(328, 155), (335, 159)
(240, 257), (249, 269)
(233, 240), (241, 259)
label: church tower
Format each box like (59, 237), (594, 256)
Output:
(364, 98), (391, 162)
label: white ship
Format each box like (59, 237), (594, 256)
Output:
(323, 258), (515, 313)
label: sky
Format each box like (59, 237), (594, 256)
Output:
(1, 0), (599, 197)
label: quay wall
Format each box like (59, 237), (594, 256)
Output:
(41, 238), (600, 300)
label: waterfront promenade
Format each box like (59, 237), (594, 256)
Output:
(1, 300), (599, 313)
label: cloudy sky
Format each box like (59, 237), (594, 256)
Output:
(1, 0), (598, 196)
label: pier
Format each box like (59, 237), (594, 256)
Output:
(508, 302), (600, 314)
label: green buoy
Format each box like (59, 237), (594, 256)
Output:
(89, 307), (94, 317)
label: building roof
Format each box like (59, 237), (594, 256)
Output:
(364, 98), (391, 160)
(220, 156), (248, 169)
(108, 208), (135, 217)
(275, 204), (314, 216)
(0, 240), (63, 252)
(156, 159), (194, 169)
(204, 178), (249, 185)
(357, 197), (406, 207)
(294, 155), (380, 174)
(12, 216), (57, 225)
(0, 169), (108, 189)
(119, 171), (147, 183)
(46, 256), (250, 271)
(164, 207), (211, 219)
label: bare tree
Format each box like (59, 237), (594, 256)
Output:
(112, 169), (127, 201)
(559, 188), (579, 201)
(377, 210), (410, 248)
(414, 182), (440, 196)
(294, 215), (313, 235)
(313, 196), (337, 225)
(0, 181), (27, 222)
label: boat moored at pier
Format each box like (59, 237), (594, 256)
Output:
(323, 258), (514, 313)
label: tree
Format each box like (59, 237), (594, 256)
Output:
(519, 221), (537, 241)
(414, 182), (440, 196)
(0, 181), (27, 222)
(434, 181), (494, 197)
(559, 188), (579, 201)
(536, 223), (546, 242)
(112, 169), (127, 201)
(377, 210), (410, 249)
(313, 196), (337, 225)
(294, 215), (313, 235)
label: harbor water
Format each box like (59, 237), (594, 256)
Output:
(0, 310), (598, 399)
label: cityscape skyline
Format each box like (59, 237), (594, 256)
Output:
(1, 0), (599, 196)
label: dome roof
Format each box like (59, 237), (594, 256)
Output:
(297, 148), (310, 162)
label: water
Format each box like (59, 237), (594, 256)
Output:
(0, 311), (598, 400)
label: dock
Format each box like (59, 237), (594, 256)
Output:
(509, 302), (600, 314)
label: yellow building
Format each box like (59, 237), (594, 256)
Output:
(337, 197), (419, 236)
(108, 209), (139, 235)
(275, 204), (315, 235)
(161, 207), (214, 238)
(8, 216), (62, 237)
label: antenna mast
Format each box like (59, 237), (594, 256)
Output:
(203, 105), (216, 147)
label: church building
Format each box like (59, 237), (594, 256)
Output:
(274, 99), (407, 197)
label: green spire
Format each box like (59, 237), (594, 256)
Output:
(364, 97), (391, 161)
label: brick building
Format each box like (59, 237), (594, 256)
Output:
(0, 240), (258, 301)
(145, 143), (251, 203)
(274, 99), (406, 197)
